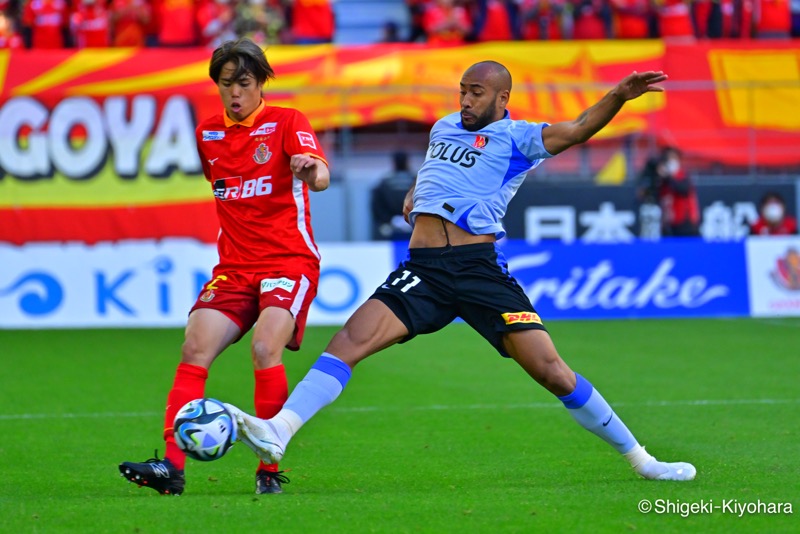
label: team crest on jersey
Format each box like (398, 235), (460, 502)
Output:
(473, 135), (489, 149)
(199, 290), (215, 302)
(253, 143), (272, 164)
(202, 130), (225, 141)
(251, 122), (277, 136)
(297, 131), (316, 149)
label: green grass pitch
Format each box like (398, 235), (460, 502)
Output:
(1, 318), (798, 533)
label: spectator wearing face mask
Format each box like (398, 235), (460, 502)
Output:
(751, 192), (798, 235)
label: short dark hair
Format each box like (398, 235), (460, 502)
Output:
(759, 191), (785, 209)
(209, 37), (275, 85)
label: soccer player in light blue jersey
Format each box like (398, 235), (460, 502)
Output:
(227, 61), (696, 483)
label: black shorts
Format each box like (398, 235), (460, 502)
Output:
(370, 242), (547, 358)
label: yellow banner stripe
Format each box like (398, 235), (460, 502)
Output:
(0, 170), (209, 209)
(709, 49), (800, 130)
(13, 49), (138, 96)
(67, 60), (210, 95)
(0, 49), (9, 95)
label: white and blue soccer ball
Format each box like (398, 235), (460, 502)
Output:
(173, 398), (236, 462)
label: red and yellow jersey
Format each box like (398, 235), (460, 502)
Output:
(154, 0), (197, 45)
(22, 0), (69, 48)
(290, 0), (335, 41)
(423, 4), (471, 45)
(110, 0), (151, 46)
(195, 101), (328, 274)
(71, 3), (111, 48)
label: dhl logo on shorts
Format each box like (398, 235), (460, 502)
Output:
(501, 312), (542, 325)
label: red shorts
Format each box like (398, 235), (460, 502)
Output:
(191, 269), (319, 351)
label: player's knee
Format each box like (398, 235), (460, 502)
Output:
(537, 363), (575, 397)
(180, 338), (212, 367)
(251, 338), (283, 369)
(325, 328), (367, 366)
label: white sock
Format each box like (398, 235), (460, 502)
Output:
(268, 409), (304, 446)
(624, 444), (668, 478)
(266, 353), (352, 446)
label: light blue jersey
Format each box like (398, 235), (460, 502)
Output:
(410, 110), (553, 239)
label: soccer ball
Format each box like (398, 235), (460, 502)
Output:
(173, 398), (237, 462)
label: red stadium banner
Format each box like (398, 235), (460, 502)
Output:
(1, 41), (799, 244)
(664, 41), (800, 166)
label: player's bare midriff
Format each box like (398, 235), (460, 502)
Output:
(409, 214), (496, 249)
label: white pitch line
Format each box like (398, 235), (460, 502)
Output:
(333, 397), (800, 413)
(0, 398), (797, 421)
(717, 317), (800, 328)
(0, 411), (161, 421)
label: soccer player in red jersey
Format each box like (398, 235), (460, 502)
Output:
(119, 37), (330, 496)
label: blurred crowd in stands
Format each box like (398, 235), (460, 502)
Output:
(0, 0), (797, 49)
(405, 0), (799, 44)
(0, 0), (335, 48)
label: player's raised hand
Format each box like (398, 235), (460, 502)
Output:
(615, 71), (668, 101)
(290, 154), (330, 192)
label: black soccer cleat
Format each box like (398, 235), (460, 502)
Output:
(119, 450), (185, 496)
(255, 469), (289, 495)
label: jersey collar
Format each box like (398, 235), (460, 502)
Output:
(223, 99), (266, 128)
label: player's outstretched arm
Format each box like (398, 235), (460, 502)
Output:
(542, 70), (667, 156)
(290, 154), (330, 192)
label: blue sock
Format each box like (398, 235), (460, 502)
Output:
(282, 352), (352, 424)
(558, 373), (638, 454)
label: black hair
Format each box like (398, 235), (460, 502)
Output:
(209, 37), (275, 85)
(759, 191), (786, 209)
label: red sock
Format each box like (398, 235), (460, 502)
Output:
(163, 362), (208, 470)
(254, 364), (288, 472)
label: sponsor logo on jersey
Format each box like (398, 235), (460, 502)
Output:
(251, 122), (277, 136)
(253, 143), (272, 164)
(214, 176), (271, 200)
(213, 176), (243, 200)
(200, 290), (215, 302)
(297, 131), (317, 149)
(202, 130), (225, 141)
(473, 135), (489, 149)
(261, 277), (297, 294)
(501, 311), (542, 325)
(427, 141), (482, 168)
